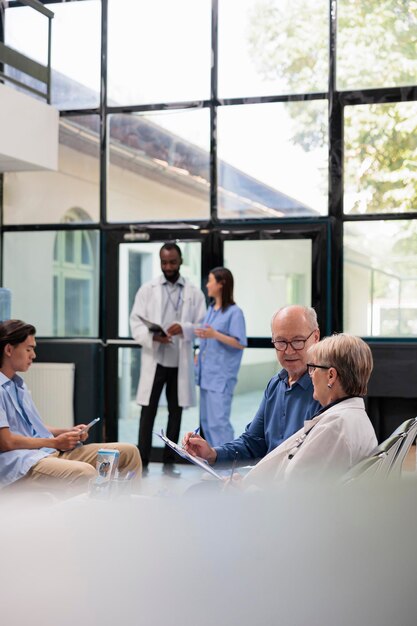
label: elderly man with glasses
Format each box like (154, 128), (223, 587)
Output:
(183, 305), (321, 467)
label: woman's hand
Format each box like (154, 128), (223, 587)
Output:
(54, 431), (81, 451)
(73, 424), (89, 443)
(221, 472), (243, 491)
(194, 325), (217, 339)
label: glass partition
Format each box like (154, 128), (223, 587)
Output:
(108, 0), (211, 106)
(218, 0), (329, 98)
(5, 1), (101, 108)
(344, 220), (417, 337)
(337, 1), (417, 91)
(118, 346), (278, 446)
(217, 102), (328, 218)
(3, 230), (100, 337)
(119, 241), (202, 337)
(224, 239), (312, 337)
(108, 110), (210, 223)
(3, 116), (100, 225)
(344, 102), (417, 215)
(4, 4), (48, 98)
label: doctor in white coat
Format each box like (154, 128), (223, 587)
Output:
(130, 243), (206, 477)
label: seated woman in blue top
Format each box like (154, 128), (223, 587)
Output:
(195, 267), (247, 446)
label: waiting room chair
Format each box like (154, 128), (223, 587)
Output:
(342, 432), (404, 485)
(387, 417), (417, 478)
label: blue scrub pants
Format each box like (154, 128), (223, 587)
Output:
(200, 387), (234, 447)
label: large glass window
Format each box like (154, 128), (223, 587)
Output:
(337, 1), (417, 91)
(118, 347), (278, 445)
(3, 116), (100, 225)
(107, 0), (211, 106)
(217, 102), (328, 218)
(5, 1), (101, 108)
(3, 5), (48, 98)
(108, 110), (210, 223)
(344, 220), (417, 337)
(3, 230), (99, 337)
(224, 239), (312, 337)
(218, 0), (329, 98)
(119, 241), (202, 337)
(344, 102), (417, 215)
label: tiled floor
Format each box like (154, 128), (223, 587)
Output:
(136, 461), (216, 497)
(118, 389), (263, 451)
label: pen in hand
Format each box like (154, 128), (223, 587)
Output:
(183, 426), (200, 449)
(229, 451), (239, 481)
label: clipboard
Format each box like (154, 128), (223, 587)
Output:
(138, 315), (167, 337)
(154, 429), (223, 480)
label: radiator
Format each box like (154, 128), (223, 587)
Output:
(20, 362), (75, 429)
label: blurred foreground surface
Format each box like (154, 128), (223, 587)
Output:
(1, 477), (417, 626)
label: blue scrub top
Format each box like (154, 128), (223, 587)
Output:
(0, 372), (55, 488)
(196, 303), (247, 393)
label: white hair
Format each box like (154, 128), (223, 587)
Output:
(271, 305), (318, 331)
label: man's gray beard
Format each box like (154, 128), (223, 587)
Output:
(285, 362), (307, 379)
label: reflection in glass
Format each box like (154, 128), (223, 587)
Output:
(224, 239), (312, 337)
(344, 221), (417, 337)
(3, 231), (99, 337)
(218, 102), (328, 218)
(344, 102), (417, 215)
(218, 0), (328, 98)
(4, 5), (48, 98)
(118, 241), (202, 337)
(3, 116), (100, 225)
(50, 0), (101, 109)
(337, 1), (417, 91)
(118, 347), (278, 447)
(108, 0), (211, 105)
(5, 2), (101, 108)
(108, 110), (210, 222)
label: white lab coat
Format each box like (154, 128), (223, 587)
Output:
(243, 397), (377, 488)
(130, 276), (206, 407)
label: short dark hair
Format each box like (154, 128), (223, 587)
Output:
(210, 267), (235, 311)
(0, 320), (36, 366)
(160, 242), (182, 259)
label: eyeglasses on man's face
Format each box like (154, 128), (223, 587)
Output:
(307, 363), (332, 376)
(271, 329), (316, 352)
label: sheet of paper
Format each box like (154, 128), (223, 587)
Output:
(154, 429), (224, 480)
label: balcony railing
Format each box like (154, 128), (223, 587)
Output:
(0, 0), (54, 103)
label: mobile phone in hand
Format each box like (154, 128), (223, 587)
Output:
(79, 417), (101, 435)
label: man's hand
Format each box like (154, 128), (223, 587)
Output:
(182, 432), (217, 465)
(152, 334), (172, 344)
(166, 322), (183, 337)
(54, 431), (81, 451)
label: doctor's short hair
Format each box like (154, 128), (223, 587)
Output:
(160, 242), (182, 260)
(307, 333), (373, 397)
(0, 320), (36, 366)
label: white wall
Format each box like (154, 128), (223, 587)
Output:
(0, 83), (58, 172)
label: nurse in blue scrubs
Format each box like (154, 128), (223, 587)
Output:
(195, 268), (247, 446)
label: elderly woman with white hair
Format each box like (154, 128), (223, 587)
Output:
(242, 333), (377, 488)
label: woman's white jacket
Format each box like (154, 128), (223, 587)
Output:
(243, 397), (377, 488)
